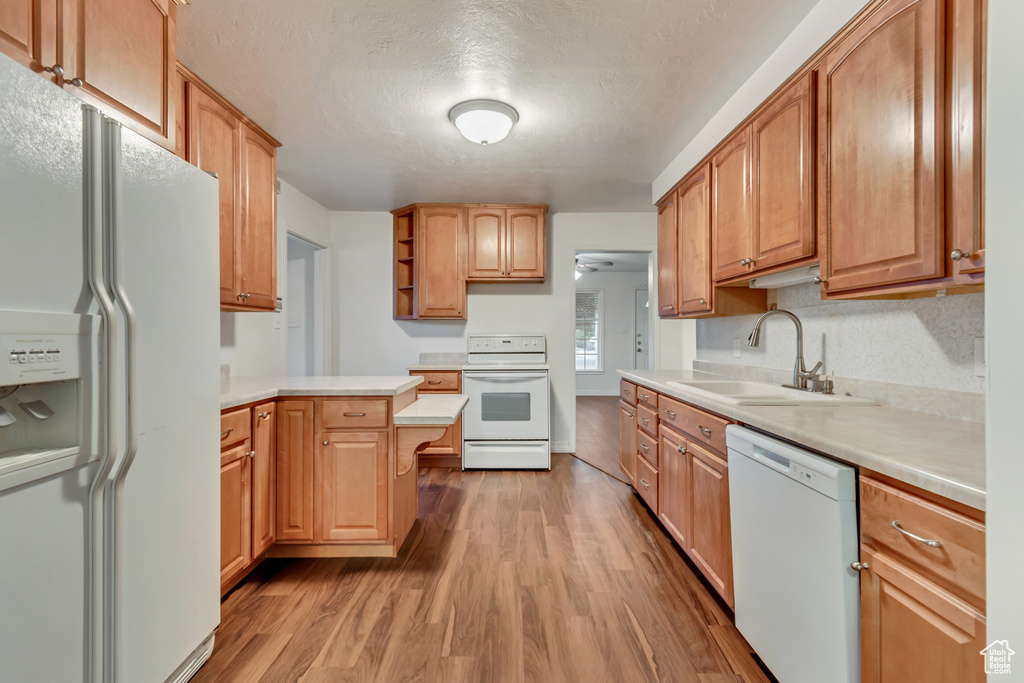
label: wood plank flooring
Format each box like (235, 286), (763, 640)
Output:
(193, 454), (771, 683)
(574, 395), (628, 483)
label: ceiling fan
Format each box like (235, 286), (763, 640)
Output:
(575, 257), (614, 279)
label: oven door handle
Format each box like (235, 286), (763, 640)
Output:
(464, 372), (548, 381)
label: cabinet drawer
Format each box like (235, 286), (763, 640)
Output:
(636, 428), (659, 469)
(635, 454), (659, 514)
(860, 477), (985, 610)
(659, 396), (729, 455)
(636, 386), (659, 411)
(636, 403), (659, 438)
(322, 399), (389, 430)
(221, 408), (251, 449)
(620, 380), (637, 406)
(412, 371), (460, 393)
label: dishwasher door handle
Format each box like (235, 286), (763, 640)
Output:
(752, 445), (792, 473)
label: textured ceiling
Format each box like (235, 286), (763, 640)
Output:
(177, 0), (818, 212)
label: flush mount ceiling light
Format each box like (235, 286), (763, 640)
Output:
(448, 100), (519, 145)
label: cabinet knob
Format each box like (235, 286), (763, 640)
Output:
(44, 64), (64, 77)
(248, 450), (255, 458)
(677, 444), (687, 454)
(950, 249), (969, 261)
(322, 440), (329, 446)
(259, 412), (269, 419)
(65, 77), (83, 87)
(740, 259), (747, 266)
(813, 277), (822, 284)
(851, 561), (869, 571)
(699, 298), (706, 305)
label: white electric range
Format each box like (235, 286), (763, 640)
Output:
(462, 334), (550, 470)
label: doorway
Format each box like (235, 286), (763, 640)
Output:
(286, 234), (328, 376)
(573, 250), (652, 482)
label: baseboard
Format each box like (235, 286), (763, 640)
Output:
(575, 390), (620, 396)
(165, 630), (216, 683)
(552, 440), (571, 453)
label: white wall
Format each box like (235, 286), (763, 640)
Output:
(985, 0), (1024, 661)
(652, 0), (872, 201)
(574, 269), (649, 395)
(219, 179), (331, 377)
(331, 211), (693, 452)
(698, 284), (985, 394)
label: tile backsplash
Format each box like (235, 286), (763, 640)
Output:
(697, 283), (985, 395)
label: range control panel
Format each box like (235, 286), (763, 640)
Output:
(468, 334), (546, 354)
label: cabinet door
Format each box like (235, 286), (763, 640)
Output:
(317, 431), (389, 542)
(658, 427), (689, 550)
(220, 443), (251, 587)
(618, 401), (636, 484)
(238, 124), (277, 310)
(752, 73), (815, 271)
(656, 193), (679, 317)
(818, 0), (945, 293)
(677, 163), (712, 315)
(276, 400), (314, 542)
(505, 207), (545, 279)
(712, 126), (753, 281)
(860, 547), (985, 683)
(416, 206), (465, 318)
(188, 83), (240, 307)
(950, 0), (985, 280)
(63, 0), (176, 149)
(466, 207), (505, 279)
(251, 402), (276, 557)
(0, 0), (58, 81)
(686, 442), (732, 606)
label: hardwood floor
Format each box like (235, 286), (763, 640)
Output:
(574, 395), (628, 483)
(193, 454), (771, 683)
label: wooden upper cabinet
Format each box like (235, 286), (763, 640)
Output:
(950, 0), (985, 281)
(276, 400), (314, 543)
(239, 124), (278, 310)
(417, 206), (466, 318)
(181, 66), (281, 311)
(752, 73), (816, 271)
(317, 431), (389, 543)
(466, 205), (546, 281)
(505, 207), (545, 278)
(466, 207), (504, 279)
(818, 0), (945, 294)
(0, 0), (58, 82)
(187, 84), (240, 306)
(656, 193), (679, 317)
(251, 402), (276, 558)
(712, 126), (754, 281)
(63, 0), (176, 150)
(677, 163), (712, 315)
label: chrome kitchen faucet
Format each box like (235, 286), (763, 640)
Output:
(747, 309), (833, 394)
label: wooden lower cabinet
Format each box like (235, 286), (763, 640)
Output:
(859, 546), (985, 683)
(618, 401), (636, 484)
(276, 400), (315, 542)
(317, 432), (389, 542)
(409, 370), (463, 467)
(658, 426), (688, 550)
(251, 402), (276, 557)
(220, 443), (251, 589)
(685, 442), (732, 606)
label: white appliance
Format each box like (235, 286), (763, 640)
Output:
(0, 54), (221, 683)
(462, 334), (550, 469)
(726, 425), (860, 683)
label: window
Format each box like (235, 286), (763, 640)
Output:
(575, 289), (603, 372)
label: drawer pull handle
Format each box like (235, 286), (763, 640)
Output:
(343, 412), (367, 417)
(427, 380), (442, 385)
(891, 520), (943, 548)
(640, 443), (649, 452)
(663, 410), (676, 418)
(640, 393), (649, 400)
(851, 561), (869, 571)
(641, 417), (649, 425)
(698, 425), (712, 435)
(640, 479), (649, 489)
(624, 389), (631, 394)
(220, 428), (233, 437)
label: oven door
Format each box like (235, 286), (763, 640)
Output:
(462, 370), (549, 441)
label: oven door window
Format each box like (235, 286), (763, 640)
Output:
(480, 392), (531, 422)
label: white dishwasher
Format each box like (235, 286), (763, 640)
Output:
(726, 425), (860, 683)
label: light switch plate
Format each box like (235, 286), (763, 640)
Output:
(733, 338), (742, 358)
(974, 337), (986, 377)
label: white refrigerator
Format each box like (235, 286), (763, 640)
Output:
(0, 52), (221, 683)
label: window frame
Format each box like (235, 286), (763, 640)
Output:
(574, 288), (604, 374)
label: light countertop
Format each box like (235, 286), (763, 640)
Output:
(406, 364), (467, 371)
(221, 376), (423, 410)
(407, 352), (468, 371)
(394, 395), (469, 425)
(619, 369), (986, 511)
